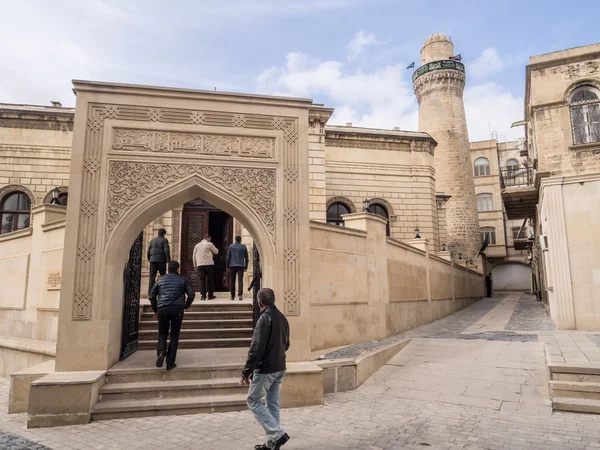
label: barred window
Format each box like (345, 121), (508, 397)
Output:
(570, 86), (600, 145)
(0, 192), (31, 235)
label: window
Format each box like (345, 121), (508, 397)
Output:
(326, 202), (350, 227)
(0, 192), (31, 235)
(505, 159), (519, 176)
(570, 86), (600, 145)
(476, 193), (494, 212)
(56, 192), (68, 206)
(474, 157), (490, 177)
(512, 227), (521, 240)
(368, 203), (390, 236)
(480, 227), (496, 245)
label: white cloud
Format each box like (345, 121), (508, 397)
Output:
(347, 31), (379, 60)
(464, 82), (524, 141)
(469, 48), (504, 79)
(256, 52), (418, 130)
(257, 50), (524, 142)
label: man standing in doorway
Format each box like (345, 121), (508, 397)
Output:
(147, 228), (171, 295)
(193, 234), (218, 300)
(485, 273), (493, 298)
(149, 261), (195, 370)
(240, 288), (290, 450)
(226, 235), (248, 301)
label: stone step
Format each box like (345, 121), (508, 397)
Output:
(141, 303), (252, 313)
(138, 328), (253, 340)
(92, 393), (248, 420)
(550, 381), (600, 400)
(99, 378), (246, 401)
(141, 311), (252, 321)
(106, 363), (243, 383)
(552, 397), (600, 414)
(551, 373), (600, 383)
(139, 319), (253, 330)
(138, 337), (251, 351)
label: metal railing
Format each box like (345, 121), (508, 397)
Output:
(500, 168), (534, 188)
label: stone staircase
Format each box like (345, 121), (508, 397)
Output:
(138, 297), (253, 350)
(549, 364), (600, 414)
(91, 298), (254, 420)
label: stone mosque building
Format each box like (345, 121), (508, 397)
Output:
(0, 33), (597, 425)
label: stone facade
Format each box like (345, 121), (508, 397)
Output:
(523, 43), (600, 330)
(414, 34), (480, 261)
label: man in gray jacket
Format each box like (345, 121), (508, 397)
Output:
(226, 235), (249, 300)
(147, 228), (171, 295)
(149, 261), (195, 370)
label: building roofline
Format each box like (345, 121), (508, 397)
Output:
(325, 125), (437, 144)
(72, 80), (315, 108)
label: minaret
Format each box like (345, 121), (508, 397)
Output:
(413, 33), (480, 260)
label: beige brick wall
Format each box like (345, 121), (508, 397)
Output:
(308, 114), (328, 222)
(0, 126), (73, 204)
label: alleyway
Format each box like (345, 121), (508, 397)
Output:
(2, 293), (600, 449)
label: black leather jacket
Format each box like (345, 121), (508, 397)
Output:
(147, 236), (171, 263)
(242, 305), (290, 378)
(149, 273), (195, 313)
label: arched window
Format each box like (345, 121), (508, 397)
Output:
(474, 157), (490, 177)
(505, 159), (519, 176)
(326, 202), (350, 227)
(56, 192), (68, 206)
(476, 193), (494, 212)
(0, 192), (31, 235)
(369, 203), (390, 236)
(570, 86), (600, 145)
(480, 227), (496, 245)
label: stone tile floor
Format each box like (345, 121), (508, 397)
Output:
(3, 293), (600, 449)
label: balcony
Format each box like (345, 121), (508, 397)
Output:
(500, 168), (539, 219)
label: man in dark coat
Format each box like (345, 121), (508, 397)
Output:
(485, 273), (493, 298)
(147, 228), (171, 295)
(240, 288), (290, 450)
(149, 261), (195, 370)
(226, 235), (249, 300)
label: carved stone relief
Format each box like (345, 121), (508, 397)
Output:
(73, 104), (299, 320)
(113, 129), (274, 158)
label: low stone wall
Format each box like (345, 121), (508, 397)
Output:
(309, 214), (484, 351)
(0, 205), (65, 377)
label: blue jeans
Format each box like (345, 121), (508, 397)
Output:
(247, 370), (286, 448)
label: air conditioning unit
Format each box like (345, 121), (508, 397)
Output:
(538, 235), (548, 251)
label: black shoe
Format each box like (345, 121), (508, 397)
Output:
(274, 434), (289, 449)
(166, 363), (177, 371)
(200, 296), (206, 301)
(156, 352), (165, 368)
(230, 296), (235, 301)
(255, 445), (268, 450)
(208, 295), (216, 300)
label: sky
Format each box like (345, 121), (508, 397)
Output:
(0, 0), (598, 142)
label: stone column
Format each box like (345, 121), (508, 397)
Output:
(413, 34), (480, 260)
(308, 106), (333, 222)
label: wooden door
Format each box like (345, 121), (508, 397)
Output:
(181, 211), (208, 292)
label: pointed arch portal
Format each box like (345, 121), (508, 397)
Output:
(56, 81), (312, 370)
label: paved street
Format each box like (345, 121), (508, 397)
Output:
(2, 293), (600, 449)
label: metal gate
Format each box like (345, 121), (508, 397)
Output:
(251, 245), (261, 328)
(121, 231), (143, 360)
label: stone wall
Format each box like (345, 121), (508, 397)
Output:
(0, 205), (65, 375)
(309, 214), (484, 351)
(324, 126), (439, 248)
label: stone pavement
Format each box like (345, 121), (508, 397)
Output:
(2, 293), (600, 449)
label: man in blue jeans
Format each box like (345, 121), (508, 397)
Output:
(240, 288), (290, 450)
(226, 235), (248, 300)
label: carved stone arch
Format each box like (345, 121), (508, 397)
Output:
(326, 196), (356, 213)
(564, 78), (600, 103)
(42, 186), (68, 204)
(368, 197), (395, 217)
(0, 184), (37, 206)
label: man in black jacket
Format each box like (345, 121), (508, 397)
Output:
(149, 261), (195, 370)
(147, 228), (171, 295)
(240, 288), (290, 450)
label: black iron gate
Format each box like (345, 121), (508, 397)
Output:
(121, 232), (143, 360)
(251, 245), (261, 328)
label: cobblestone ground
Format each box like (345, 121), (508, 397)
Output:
(2, 293), (600, 449)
